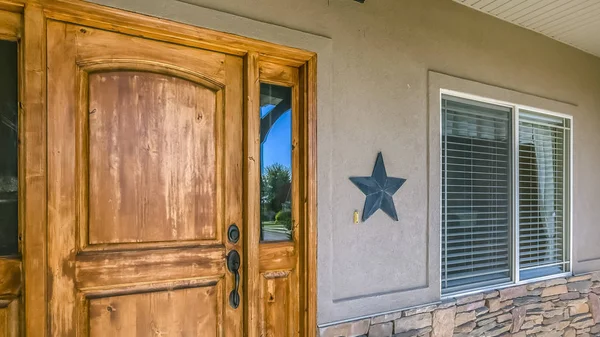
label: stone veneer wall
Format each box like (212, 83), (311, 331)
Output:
(319, 272), (600, 337)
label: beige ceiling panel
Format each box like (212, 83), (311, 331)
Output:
(454, 0), (600, 57)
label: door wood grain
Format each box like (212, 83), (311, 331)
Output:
(47, 20), (243, 337)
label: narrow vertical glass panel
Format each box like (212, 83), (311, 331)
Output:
(0, 40), (19, 255)
(260, 83), (293, 242)
(441, 95), (512, 294)
(518, 111), (569, 280)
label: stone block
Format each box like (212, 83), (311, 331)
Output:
(477, 310), (502, 321)
(372, 311), (403, 325)
(564, 326), (576, 337)
(486, 298), (511, 312)
(368, 323), (393, 337)
(431, 307), (455, 337)
(560, 292), (581, 301)
(453, 321), (475, 333)
(568, 274), (592, 283)
(393, 326), (432, 337)
(569, 303), (589, 316)
(546, 278), (567, 286)
(453, 311), (475, 327)
(528, 288), (543, 296)
(588, 293), (600, 323)
(486, 323), (511, 337)
(567, 281), (593, 293)
(520, 320), (538, 330)
(467, 322), (495, 336)
(394, 313), (432, 334)
(570, 317), (594, 329)
(527, 281), (546, 290)
(526, 315), (543, 325)
(543, 320), (570, 332)
(476, 317), (495, 327)
(523, 301), (553, 311)
(513, 296), (541, 306)
(319, 318), (370, 337)
(539, 331), (564, 337)
(474, 306), (488, 317)
(496, 312), (512, 323)
(455, 293), (483, 305)
(512, 307), (527, 333)
(499, 285), (527, 301)
(542, 285), (568, 297)
(404, 305), (437, 317)
(541, 294), (559, 302)
(543, 309), (565, 318)
(565, 298), (588, 307)
(543, 314), (565, 325)
(483, 290), (499, 299)
(455, 300), (484, 313)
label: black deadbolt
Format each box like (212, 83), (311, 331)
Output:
(228, 224), (240, 243)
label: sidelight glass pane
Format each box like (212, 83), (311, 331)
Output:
(0, 40), (19, 256)
(260, 83), (293, 242)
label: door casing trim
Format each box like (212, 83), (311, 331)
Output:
(4, 1), (318, 336)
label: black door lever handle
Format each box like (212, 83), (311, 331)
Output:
(227, 250), (241, 309)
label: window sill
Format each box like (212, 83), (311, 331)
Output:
(441, 271), (573, 301)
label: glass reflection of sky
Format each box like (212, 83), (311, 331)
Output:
(260, 104), (292, 172)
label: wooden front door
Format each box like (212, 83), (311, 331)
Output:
(47, 20), (243, 336)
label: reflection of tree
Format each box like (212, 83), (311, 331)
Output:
(261, 163), (292, 230)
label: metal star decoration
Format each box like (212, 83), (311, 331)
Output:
(350, 152), (406, 222)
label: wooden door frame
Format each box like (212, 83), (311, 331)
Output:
(0, 0), (317, 336)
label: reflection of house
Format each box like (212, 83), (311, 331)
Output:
(2, 0), (600, 336)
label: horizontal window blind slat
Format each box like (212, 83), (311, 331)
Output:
(444, 268), (511, 282)
(443, 248), (508, 259)
(445, 261), (511, 274)
(444, 230), (509, 238)
(445, 109), (510, 122)
(445, 141), (511, 151)
(445, 254), (510, 266)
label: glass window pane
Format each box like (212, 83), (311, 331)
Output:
(518, 112), (569, 280)
(441, 95), (512, 294)
(260, 83), (292, 242)
(0, 40), (19, 256)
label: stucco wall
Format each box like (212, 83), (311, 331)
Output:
(88, 0), (600, 325)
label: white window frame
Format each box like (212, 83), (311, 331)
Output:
(439, 89), (573, 298)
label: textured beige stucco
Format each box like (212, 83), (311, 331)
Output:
(88, 0), (600, 324)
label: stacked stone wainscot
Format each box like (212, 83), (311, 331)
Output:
(318, 272), (600, 337)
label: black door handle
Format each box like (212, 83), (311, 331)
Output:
(227, 250), (240, 309)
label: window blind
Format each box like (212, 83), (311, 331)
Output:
(442, 95), (512, 294)
(518, 111), (569, 280)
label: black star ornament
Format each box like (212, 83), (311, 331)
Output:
(350, 152), (406, 222)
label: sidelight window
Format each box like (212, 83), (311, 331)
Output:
(441, 93), (571, 295)
(0, 40), (19, 256)
(259, 83), (293, 242)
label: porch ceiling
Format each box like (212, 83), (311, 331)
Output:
(453, 0), (600, 58)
